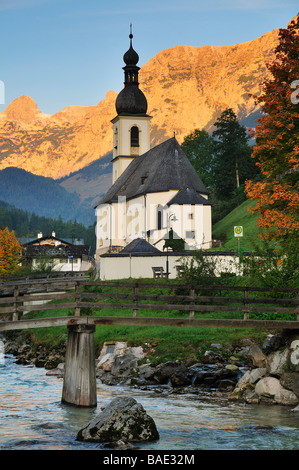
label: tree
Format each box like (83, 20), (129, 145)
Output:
(0, 227), (22, 276)
(181, 129), (215, 189)
(212, 108), (256, 199)
(245, 15), (299, 243)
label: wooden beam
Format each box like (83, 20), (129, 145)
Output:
(1, 315), (299, 331)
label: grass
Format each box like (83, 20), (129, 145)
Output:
(212, 199), (278, 252)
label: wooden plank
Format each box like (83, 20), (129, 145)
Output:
(18, 302), (76, 312)
(77, 301), (297, 314)
(21, 292), (75, 302)
(87, 316), (299, 329)
(0, 315), (299, 332)
(0, 306), (15, 314)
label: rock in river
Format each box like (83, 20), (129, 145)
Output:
(76, 397), (159, 443)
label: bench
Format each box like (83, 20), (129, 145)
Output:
(152, 267), (167, 278)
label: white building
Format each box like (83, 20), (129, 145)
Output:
(22, 232), (92, 272)
(95, 30), (212, 260)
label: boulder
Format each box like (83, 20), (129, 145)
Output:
(262, 334), (283, 354)
(266, 348), (289, 376)
(280, 372), (299, 398)
(76, 397), (159, 443)
(110, 353), (138, 378)
(290, 340), (299, 371)
(274, 388), (298, 406)
(244, 344), (266, 368)
(153, 361), (191, 386)
(249, 368), (267, 384)
(235, 370), (251, 391)
(255, 377), (282, 398)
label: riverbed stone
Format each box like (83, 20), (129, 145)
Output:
(110, 353), (138, 377)
(255, 377), (281, 398)
(244, 344), (266, 368)
(266, 348), (289, 376)
(279, 372), (299, 398)
(235, 370), (251, 391)
(274, 387), (298, 406)
(249, 368), (267, 384)
(76, 397), (159, 443)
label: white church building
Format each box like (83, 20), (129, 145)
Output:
(95, 30), (212, 262)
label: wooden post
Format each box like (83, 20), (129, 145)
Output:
(12, 286), (19, 321)
(133, 283), (139, 318)
(189, 287), (195, 319)
(243, 287), (249, 320)
(74, 281), (81, 317)
(62, 324), (97, 407)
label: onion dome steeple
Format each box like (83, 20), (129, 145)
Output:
(115, 25), (148, 115)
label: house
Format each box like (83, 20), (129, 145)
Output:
(95, 29), (212, 261)
(22, 232), (92, 272)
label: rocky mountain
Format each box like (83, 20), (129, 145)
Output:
(0, 24), (280, 182)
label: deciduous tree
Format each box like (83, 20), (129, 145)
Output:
(245, 16), (299, 243)
(0, 227), (22, 276)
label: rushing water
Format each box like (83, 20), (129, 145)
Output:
(1, 352), (299, 451)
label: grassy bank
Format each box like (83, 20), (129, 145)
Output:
(212, 199), (278, 252)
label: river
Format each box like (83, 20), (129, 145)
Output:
(1, 352), (299, 451)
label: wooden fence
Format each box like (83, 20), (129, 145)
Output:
(0, 279), (298, 331)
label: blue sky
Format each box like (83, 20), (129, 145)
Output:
(0, 0), (298, 114)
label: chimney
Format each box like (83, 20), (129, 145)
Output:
(37, 232), (43, 239)
(52, 231), (56, 237)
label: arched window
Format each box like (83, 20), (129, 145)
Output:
(130, 126), (139, 147)
(157, 206), (163, 230)
(114, 127), (118, 153)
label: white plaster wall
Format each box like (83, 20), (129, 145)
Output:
(99, 254), (242, 280)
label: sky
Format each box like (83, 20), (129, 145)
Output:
(0, 0), (298, 115)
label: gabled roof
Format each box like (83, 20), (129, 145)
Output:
(120, 238), (161, 253)
(96, 137), (209, 206)
(167, 188), (211, 206)
(23, 244), (90, 259)
(22, 235), (71, 247)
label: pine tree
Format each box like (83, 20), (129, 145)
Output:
(212, 108), (255, 200)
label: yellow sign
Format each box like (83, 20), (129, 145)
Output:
(234, 226), (243, 237)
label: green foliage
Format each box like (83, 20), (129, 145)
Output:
(212, 108), (258, 200)
(181, 129), (215, 189)
(163, 229), (185, 252)
(242, 235), (299, 290)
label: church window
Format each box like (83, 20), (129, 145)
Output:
(114, 127), (118, 152)
(130, 126), (139, 147)
(157, 206), (163, 230)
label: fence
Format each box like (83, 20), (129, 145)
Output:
(0, 279), (298, 331)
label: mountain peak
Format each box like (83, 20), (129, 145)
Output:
(2, 95), (42, 123)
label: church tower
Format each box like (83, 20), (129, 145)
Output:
(111, 26), (151, 184)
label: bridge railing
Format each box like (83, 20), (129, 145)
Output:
(0, 279), (298, 330)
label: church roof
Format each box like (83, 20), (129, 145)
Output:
(120, 238), (161, 253)
(167, 187), (211, 206)
(96, 137), (209, 206)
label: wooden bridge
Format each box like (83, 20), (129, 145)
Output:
(1, 278), (298, 408)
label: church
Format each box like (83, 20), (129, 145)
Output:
(95, 30), (212, 260)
